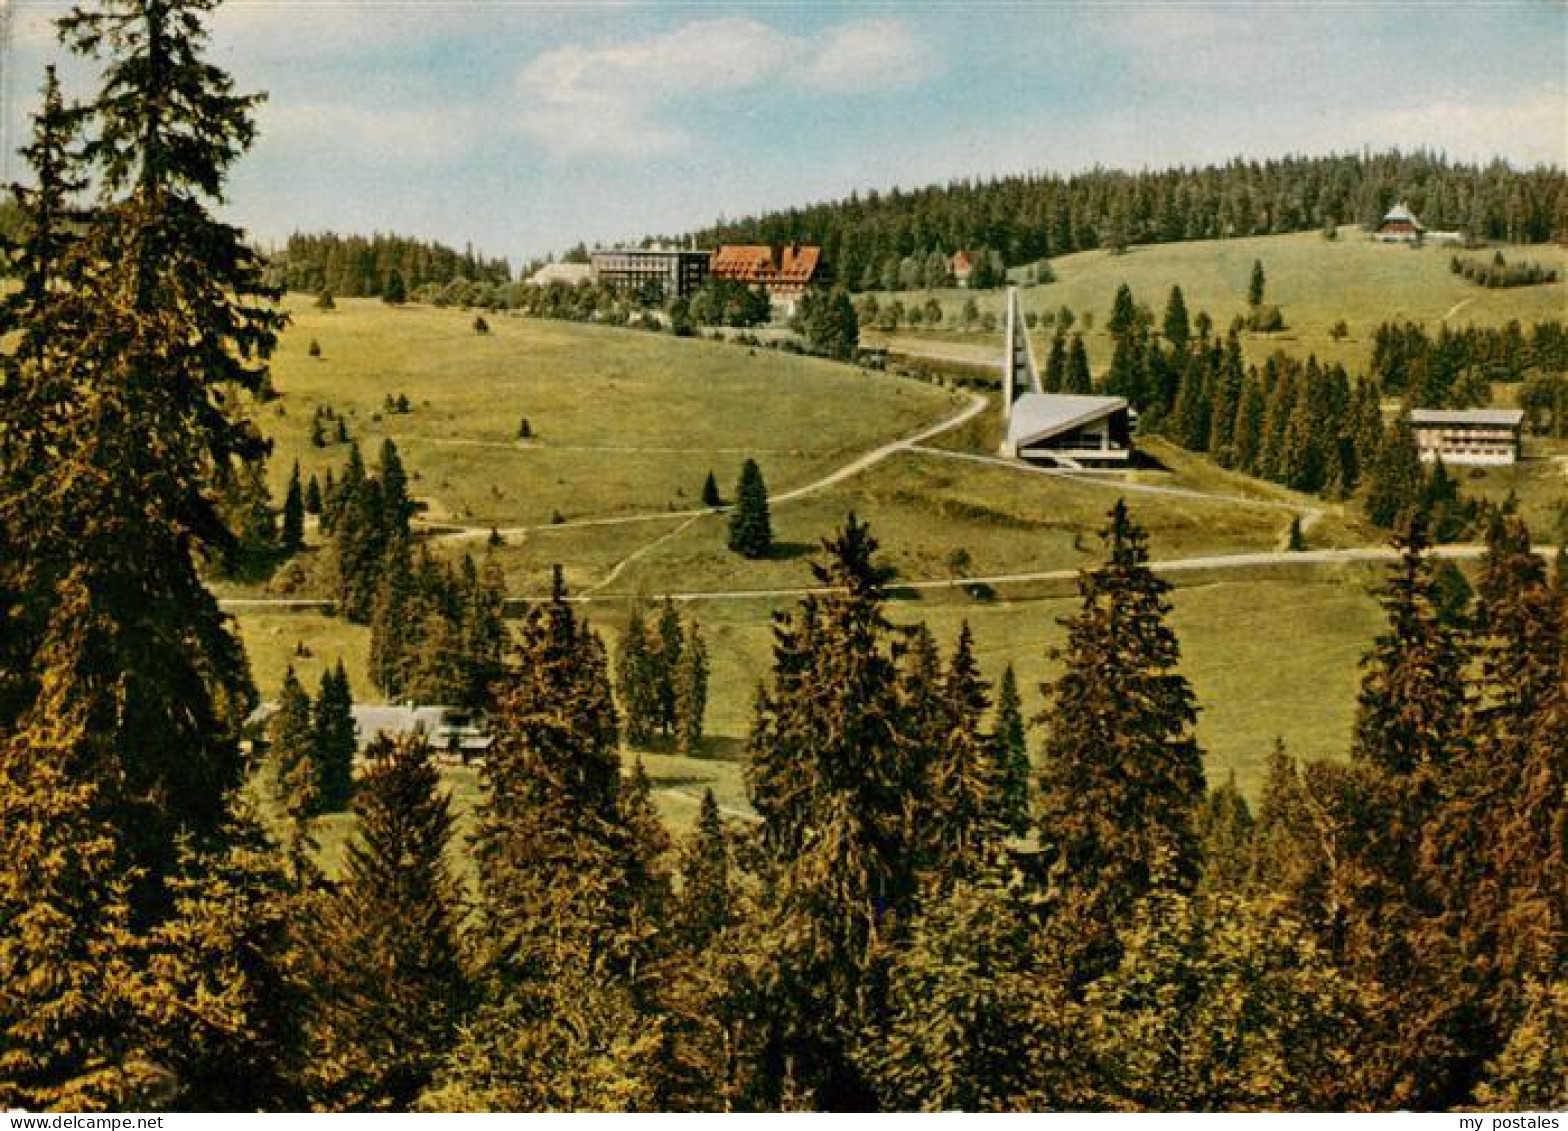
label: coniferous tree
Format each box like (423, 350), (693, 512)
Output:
(1107, 282), (1137, 338)
(268, 669), (320, 869)
(989, 663), (1031, 838)
(1423, 516), (1567, 1083)
(744, 515), (919, 1108)
(924, 623), (1001, 884)
(864, 876), (1083, 1112)
(3, 0), (287, 889)
(1042, 333), (1067, 393)
(700, 470), (721, 507)
(1364, 420), (1425, 529)
(727, 458), (773, 559)
(304, 735), (469, 1111)
(1064, 334), (1092, 394)
(673, 620), (709, 755)
(312, 662), (357, 812)
(135, 807), (310, 1110)
(675, 790), (731, 950)
(432, 571), (664, 1109)
(281, 461), (305, 551)
(0, 3), (305, 1103)
(1162, 284), (1191, 351)
(652, 599), (684, 737)
(1034, 500), (1206, 980)
(1353, 517), (1469, 783)
(615, 606), (660, 748)
(1248, 259), (1267, 307)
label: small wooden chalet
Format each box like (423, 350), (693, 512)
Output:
(951, 249), (975, 287)
(1374, 202), (1425, 243)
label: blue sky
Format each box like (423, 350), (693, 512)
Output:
(6, 1), (1565, 263)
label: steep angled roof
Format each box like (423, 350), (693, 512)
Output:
(777, 244), (820, 283)
(711, 245), (776, 283)
(1380, 202), (1424, 229)
(1008, 393), (1128, 448)
(711, 244), (822, 286)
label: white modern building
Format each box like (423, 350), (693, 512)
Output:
(1409, 408), (1525, 466)
(998, 287), (1134, 467)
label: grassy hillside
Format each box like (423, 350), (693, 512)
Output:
(261, 297), (963, 527)
(239, 560), (1387, 820)
(225, 289), (1548, 840)
(865, 228), (1568, 375)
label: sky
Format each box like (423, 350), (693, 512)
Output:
(4, 1), (1566, 264)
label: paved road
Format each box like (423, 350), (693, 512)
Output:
(220, 541), (1529, 613)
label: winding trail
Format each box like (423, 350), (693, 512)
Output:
(1442, 296), (1476, 322)
(420, 393), (990, 544)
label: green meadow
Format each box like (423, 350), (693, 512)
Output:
(229, 235), (1564, 840)
(865, 228), (1568, 375)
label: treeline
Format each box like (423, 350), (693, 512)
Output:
(1449, 251), (1560, 289)
(270, 231), (512, 298)
(317, 439), (508, 708)
(614, 599), (709, 754)
(302, 507), (1560, 1111)
(688, 151), (1568, 291)
(1369, 319), (1568, 404)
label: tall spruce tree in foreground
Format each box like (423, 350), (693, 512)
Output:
(1034, 500), (1206, 981)
(1423, 515), (1567, 1091)
(313, 662), (356, 811)
(3, 0), (285, 888)
(728, 458), (773, 558)
(305, 735), (470, 1111)
(923, 623), (1002, 883)
(0, 1), (303, 1107)
(428, 570), (667, 1110)
(673, 619), (709, 755)
(745, 515), (923, 1109)
(990, 664), (1032, 837)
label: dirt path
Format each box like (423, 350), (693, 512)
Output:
(420, 393), (988, 545)
(1442, 296), (1476, 322)
(221, 542), (1539, 613)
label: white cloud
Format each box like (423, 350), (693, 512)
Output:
(804, 17), (931, 92)
(256, 100), (480, 167)
(1352, 86), (1568, 168)
(515, 15), (934, 161)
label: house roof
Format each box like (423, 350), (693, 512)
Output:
(527, 262), (593, 287)
(1380, 202), (1424, 229)
(951, 249), (974, 273)
(710, 244), (822, 286)
(1408, 408), (1525, 427)
(248, 702), (493, 752)
(1008, 393), (1128, 448)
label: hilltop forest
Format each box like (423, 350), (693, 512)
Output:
(690, 152), (1567, 291)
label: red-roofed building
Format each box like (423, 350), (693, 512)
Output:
(951, 249), (974, 287)
(710, 243), (823, 310)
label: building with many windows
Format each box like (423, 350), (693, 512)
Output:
(588, 247), (711, 300)
(709, 243), (822, 310)
(1409, 408), (1525, 466)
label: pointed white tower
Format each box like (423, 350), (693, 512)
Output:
(1000, 287), (1041, 455)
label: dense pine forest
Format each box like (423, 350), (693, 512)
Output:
(1, 0), (1565, 1115)
(268, 231), (513, 299)
(688, 153), (1567, 291)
